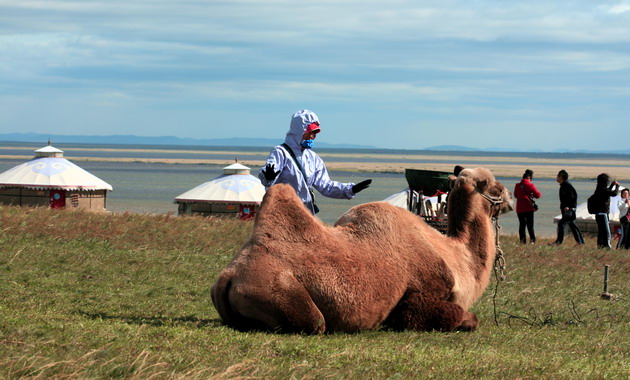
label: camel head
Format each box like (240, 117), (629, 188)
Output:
(455, 167), (513, 217)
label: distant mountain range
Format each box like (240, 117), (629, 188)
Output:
(423, 144), (630, 155)
(1, 133), (629, 155)
(0, 133), (375, 150)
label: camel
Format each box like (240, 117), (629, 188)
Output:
(211, 167), (513, 333)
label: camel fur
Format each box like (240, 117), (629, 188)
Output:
(211, 167), (513, 333)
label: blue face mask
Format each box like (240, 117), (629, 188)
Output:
(301, 139), (314, 149)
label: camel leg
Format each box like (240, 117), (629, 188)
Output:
(385, 291), (479, 332)
(229, 272), (326, 334)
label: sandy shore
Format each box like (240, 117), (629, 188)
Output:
(2, 150), (629, 180)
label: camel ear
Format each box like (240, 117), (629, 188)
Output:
(453, 168), (477, 189)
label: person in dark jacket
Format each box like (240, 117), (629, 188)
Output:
(552, 170), (584, 245)
(514, 169), (542, 244)
(592, 173), (620, 249)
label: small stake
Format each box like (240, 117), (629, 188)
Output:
(600, 265), (614, 300)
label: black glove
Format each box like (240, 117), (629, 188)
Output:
(262, 163), (279, 181)
(352, 179), (372, 194)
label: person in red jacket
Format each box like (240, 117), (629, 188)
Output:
(514, 169), (542, 244)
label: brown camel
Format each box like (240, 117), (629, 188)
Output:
(211, 167), (513, 333)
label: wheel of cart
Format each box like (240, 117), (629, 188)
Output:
(404, 169), (451, 233)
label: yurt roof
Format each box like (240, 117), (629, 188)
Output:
(222, 162), (251, 175)
(35, 145), (64, 156)
(0, 144), (113, 191)
(175, 163), (265, 204)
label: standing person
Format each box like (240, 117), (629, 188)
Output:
(591, 173), (620, 249)
(616, 188), (630, 249)
(259, 109), (372, 214)
(552, 170), (584, 245)
(514, 169), (541, 244)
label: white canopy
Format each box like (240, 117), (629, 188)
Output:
(384, 188), (445, 209)
(175, 163), (265, 204)
(0, 145), (113, 191)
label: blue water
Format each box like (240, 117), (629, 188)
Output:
(0, 142), (613, 237)
(2, 141), (628, 167)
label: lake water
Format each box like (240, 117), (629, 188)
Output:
(0, 142), (609, 238)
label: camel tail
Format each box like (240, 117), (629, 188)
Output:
(211, 270), (235, 326)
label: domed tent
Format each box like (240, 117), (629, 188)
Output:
(0, 143), (113, 211)
(174, 162), (265, 220)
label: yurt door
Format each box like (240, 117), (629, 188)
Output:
(50, 190), (66, 209)
(239, 204), (255, 220)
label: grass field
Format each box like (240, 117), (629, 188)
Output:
(1, 206), (628, 379)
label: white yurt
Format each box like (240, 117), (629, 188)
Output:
(0, 143), (113, 211)
(174, 162), (265, 220)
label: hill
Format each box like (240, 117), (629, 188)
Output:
(0, 132), (375, 149)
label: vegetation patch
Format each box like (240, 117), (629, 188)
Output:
(0, 205), (628, 378)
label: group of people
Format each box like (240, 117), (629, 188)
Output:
(514, 169), (628, 249)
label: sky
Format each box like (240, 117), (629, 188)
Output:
(1, 1), (629, 152)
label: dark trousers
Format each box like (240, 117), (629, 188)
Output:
(518, 212), (536, 243)
(617, 220), (629, 249)
(595, 213), (611, 248)
(556, 209), (584, 244)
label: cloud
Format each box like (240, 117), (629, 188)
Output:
(608, 3), (630, 14)
(1, 0), (629, 150)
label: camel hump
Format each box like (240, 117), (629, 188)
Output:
(253, 183), (327, 242)
(335, 201), (413, 237)
(264, 183), (301, 202)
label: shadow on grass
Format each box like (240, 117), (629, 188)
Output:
(76, 310), (223, 328)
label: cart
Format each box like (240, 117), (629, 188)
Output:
(404, 169), (451, 233)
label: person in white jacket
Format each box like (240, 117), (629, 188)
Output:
(617, 188), (629, 249)
(258, 109), (372, 214)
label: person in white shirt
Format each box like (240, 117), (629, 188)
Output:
(617, 188), (629, 249)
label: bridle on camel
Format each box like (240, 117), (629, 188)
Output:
(478, 192), (506, 282)
(478, 191), (508, 326)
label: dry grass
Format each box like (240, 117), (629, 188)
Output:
(0, 205), (629, 379)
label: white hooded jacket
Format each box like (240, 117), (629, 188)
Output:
(258, 109), (355, 213)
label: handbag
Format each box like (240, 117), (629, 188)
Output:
(520, 183), (538, 211)
(281, 143), (319, 214)
(562, 208), (576, 221)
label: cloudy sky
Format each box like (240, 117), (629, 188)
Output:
(1, 0), (629, 151)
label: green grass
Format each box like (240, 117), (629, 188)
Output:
(1, 205), (628, 379)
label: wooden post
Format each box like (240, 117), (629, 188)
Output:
(600, 265), (613, 300)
